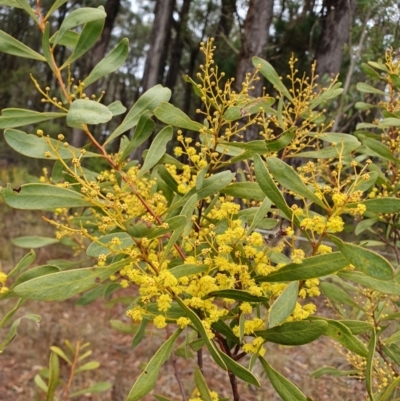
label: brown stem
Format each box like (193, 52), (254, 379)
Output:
(61, 340), (80, 401)
(228, 371), (240, 401)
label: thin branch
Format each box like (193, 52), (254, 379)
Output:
(61, 340), (80, 401)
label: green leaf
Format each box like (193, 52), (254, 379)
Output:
(383, 331), (400, 346)
(75, 361), (100, 373)
(0, 314), (41, 352)
(356, 82), (385, 95)
(218, 351), (260, 386)
(119, 115), (155, 162)
(45, 0), (68, 18)
(319, 318), (368, 357)
(378, 376), (400, 401)
(366, 329), (376, 400)
(12, 236), (59, 248)
(256, 252), (348, 282)
(0, 109), (66, 129)
(86, 232), (134, 257)
(330, 236), (394, 280)
(34, 374), (48, 393)
(266, 157), (326, 209)
(69, 382), (111, 397)
(154, 395), (173, 401)
(256, 320), (327, 346)
(61, 17), (105, 69)
(355, 218), (378, 235)
(0, 299), (25, 327)
(361, 137), (399, 164)
(221, 182), (266, 201)
(0, 0), (22, 7)
(320, 282), (361, 309)
(138, 126), (173, 177)
(7, 250), (36, 278)
(196, 171), (235, 199)
(268, 281), (299, 328)
(82, 38), (129, 88)
(0, 183), (92, 209)
(4, 129), (99, 159)
(351, 198), (400, 214)
(339, 271), (400, 295)
(75, 285), (106, 306)
(253, 57), (293, 100)
(46, 353), (60, 401)
(175, 297), (226, 370)
(311, 366), (360, 378)
(355, 102), (374, 111)
(14, 259), (127, 301)
(0, 30), (45, 61)
(309, 85), (343, 109)
(379, 117), (400, 127)
(15, 0), (39, 23)
(67, 99), (112, 126)
(49, 30), (79, 48)
(132, 319), (149, 349)
(254, 154), (292, 220)
(194, 366), (213, 401)
(154, 102), (205, 131)
(147, 216), (187, 240)
(107, 85), (171, 145)
(127, 329), (181, 401)
(169, 264), (208, 279)
(205, 289), (268, 303)
(10, 265), (60, 291)
(52, 7), (106, 45)
(259, 357), (307, 401)
(266, 129), (296, 152)
(107, 101), (126, 116)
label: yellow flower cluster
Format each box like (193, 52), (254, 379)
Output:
(0, 271), (8, 294)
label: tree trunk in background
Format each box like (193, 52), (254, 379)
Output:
(165, 0), (192, 94)
(141, 0), (175, 93)
(71, 0), (121, 148)
(235, 0), (274, 141)
(315, 0), (356, 80)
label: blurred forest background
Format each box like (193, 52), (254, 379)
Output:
(1, 0), (400, 164)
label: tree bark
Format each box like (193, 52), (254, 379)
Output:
(71, 0), (121, 148)
(235, 0), (274, 141)
(141, 0), (176, 93)
(315, 0), (357, 80)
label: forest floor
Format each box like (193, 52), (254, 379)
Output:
(0, 204), (367, 401)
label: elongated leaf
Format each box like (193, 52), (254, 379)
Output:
(154, 102), (204, 131)
(61, 17), (105, 68)
(309, 84), (343, 109)
(330, 237), (394, 280)
(253, 57), (293, 100)
(0, 183), (92, 209)
(366, 329), (376, 399)
(0, 30), (45, 60)
(127, 329), (181, 401)
(259, 357), (307, 401)
(15, 0), (39, 22)
(356, 82), (385, 95)
(383, 331), (400, 346)
(12, 236), (59, 248)
(75, 361), (100, 373)
(268, 281), (299, 328)
(0, 299), (25, 327)
(45, 0), (68, 18)
(320, 282), (361, 309)
(319, 319), (368, 357)
(218, 351), (260, 386)
(69, 382), (111, 397)
(194, 367), (213, 401)
(132, 319), (149, 349)
(0, 314), (41, 352)
(82, 38), (129, 88)
(379, 117), (400, 127)
(221, 182), (266, 201)
(53, 7), (106, 45)
(256, 252), (348, 282)
(10, 265), (60, 291)
(7, 250), (36, 278)
(256, 320), (327, 345)
(205, 289), (268, 302)
(378, 376), (400, 401)
(196, 171), (235, 199)
(266, 157), (326, 208)
(119, 114), (155, 161)
(14, 259), (126, 301)
(351, 198), (400, 214)
(254, 154), (292, 219)
(147, 216), (187, 240)
(107, 85), (171, 145)
(138, 126), (173, 177)
(175, 297), (226, 369)
(311, 366), (360, 378)
(67, 99), (112, 126)
(76, 285), (107, 306)
(339, 271), (400, 295)
(46, 353), (60, 401)
(339, 320), (373, 335)
(4, 129), (99, 159)
(107, 100), (126, 116)
(153, 395), (173, 401)
(361, 137), (399, 164)
(355, 219), (378, 236)
(0, 109), (66, 129)
(0, 0), (22, 7)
